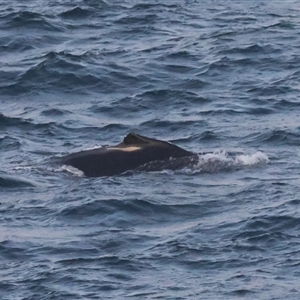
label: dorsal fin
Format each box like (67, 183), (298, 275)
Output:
(123, 133), (149, 145)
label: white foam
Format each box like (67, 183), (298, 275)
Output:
(186, 149), (269, 174)
(200, 150), (230, 163)
(84, 144), (102, 150)
(234, 151), (269, 166)
(60, 165), (84, 177)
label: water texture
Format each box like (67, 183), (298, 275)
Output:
(1, 1), (300, 299)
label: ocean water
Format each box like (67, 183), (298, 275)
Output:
(1, 0), (300, 299)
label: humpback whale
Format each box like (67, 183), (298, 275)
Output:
(61, 132), (195, 177)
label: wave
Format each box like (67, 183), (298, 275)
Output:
(59, 7), (93, 19)
(2, 11), (63, 31)
(0, 48), (146, 95)
(0, 135), (21, 150)
(0, 176), (34, 188)
(245, 129), (300, 146)
(0, 50), (102, 95)
(230, 214), (300, 254)
(0, 113), (54, 131)
(0, 113), (29, 128)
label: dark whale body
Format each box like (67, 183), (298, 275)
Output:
(61, 133), (195, 177)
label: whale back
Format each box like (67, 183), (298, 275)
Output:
(61, 133), (194, 177)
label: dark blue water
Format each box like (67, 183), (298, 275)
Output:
(1, 1), (300, 299)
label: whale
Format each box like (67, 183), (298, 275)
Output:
(61, 132), (195, 177)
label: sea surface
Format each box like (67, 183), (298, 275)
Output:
(1, 1), (300, 299)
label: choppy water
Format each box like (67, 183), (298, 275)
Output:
(1, 1), (300, 299)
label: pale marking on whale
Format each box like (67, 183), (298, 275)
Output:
(107, 146), (141, 152)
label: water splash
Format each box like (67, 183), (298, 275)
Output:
(234, 151), (269, 166)
(189, 150), (269, 174)
(60, 165), (84, 177)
